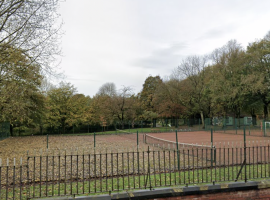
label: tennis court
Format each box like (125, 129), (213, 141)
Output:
(145, 130), (270, 166)
(147, 130), (269, 147)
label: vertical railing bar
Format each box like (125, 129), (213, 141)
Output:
(153, 150), (156, 187)
(261, 145), (263, 178)
(173, 149), (176, 186)
(201, 149), (203, 183)
(88, 153), (90, 193)
(228, 147), (229, 181)
(244, 129), (247, 182)
(242, 145), (244, 180)
(252, 145), (254, 179)
(207, 147), (210, 183)
(94, 150), (96, 193)
(64, 150), (67, 195)
(267, 145), (270, 177)
(20, 158), (22, 200)
(127, 151), (130, 189)
(164, 150), (166, 186)
(197, 148), (199, 184)
(33, 153), (36, 198)
(168, 150), (171, 186)
(52, 151), (55, 197)
(223, 146), (225, 182)
(158, 150), (161, 186)
(122, 152), (124, 191)
(187, 149), (190, 184)
(111, 152), (114, 191)
(77, 151), (79, 194)
(144, 148), (147, 189)
(219, 145), (221, 182)
(106, 150), (108, 192)
(46, 150), (48, 197)
(257, 143), (259, 178)
(27, 151), (30, 199)
(133, 150), (135, 189)
(137, 149), (140, 189)
(71, 151), (73, 195)
(6, 158), (9, 200)
(117, 151), (119, 191)
(184, 149), (186, 184)
(58, 151), (61, 196)
(235, 143), (239, 181)
(147, 146), (152, 190)
(99, 152), (102, 192)
(13, 158), (15, 200)
(82, 150), (85, 194)
(232, 145), (234, 181)
(192, 148), (194, 184)
(40, 152), (42, 197)
(240, 145), (242, 180)
(248, 146), (251, 180)
(264, 145), (266, 178)
(143, 150), (145, 188)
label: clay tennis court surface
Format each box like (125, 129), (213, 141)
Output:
(147, 130), (270, 147)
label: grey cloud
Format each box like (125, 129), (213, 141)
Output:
(132, 42), (187, 69)
(196, 24), (239, 41)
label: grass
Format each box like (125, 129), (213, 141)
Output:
(2, 163), (270, 199)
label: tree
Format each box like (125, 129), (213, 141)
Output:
(172, 55), (209, 128)
(0, 0), (62, 72)
(97, 82), (117, 97)
(113, 86), (134, 129)
(140, 75), (163, 112)
(46, 82), (77, 134)
(0, 44), (44, 135)
(153, 79), (186, 119)
(210, 40), (247, 121)
(245, 38), (270, 119)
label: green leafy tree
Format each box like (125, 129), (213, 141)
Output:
(0, 44), (44, 135)
(140, 75), (163, 112)
(245, 38), (270, 119)
(172, 55), (210, 128)
(45, 82), (77, 134)
(210, 40), (247, 121)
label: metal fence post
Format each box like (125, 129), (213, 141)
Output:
(137, 131), (139, 147)
(244, 128), (247, 182)
(176, 130), (180, 170)
(211, 128), (213, 167)
(94, 132), (96, 148)
(47, 134), (49, 149)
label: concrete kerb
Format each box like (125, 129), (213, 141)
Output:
(35, 179), (270, 200)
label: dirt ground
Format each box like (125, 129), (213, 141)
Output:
(0, 134), (147, 163)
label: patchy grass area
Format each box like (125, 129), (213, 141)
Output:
(0, 133), (146, 163)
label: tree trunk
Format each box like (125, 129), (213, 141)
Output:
(264, 103), (269, 120)
(121, 121), (124, 129)
(252, 114), (257, 126)
(200, 111), (205, 129)
(10, 124), (13, 137)
(40, 125), (43, 135)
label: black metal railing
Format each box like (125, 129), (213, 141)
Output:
(0, 144), (270, 199)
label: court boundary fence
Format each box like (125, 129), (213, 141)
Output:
(1, 142), (270, 199)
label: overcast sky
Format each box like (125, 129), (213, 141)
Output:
(58, 0), (270, 97)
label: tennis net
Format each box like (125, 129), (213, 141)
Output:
(144, 134), (216, 162)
